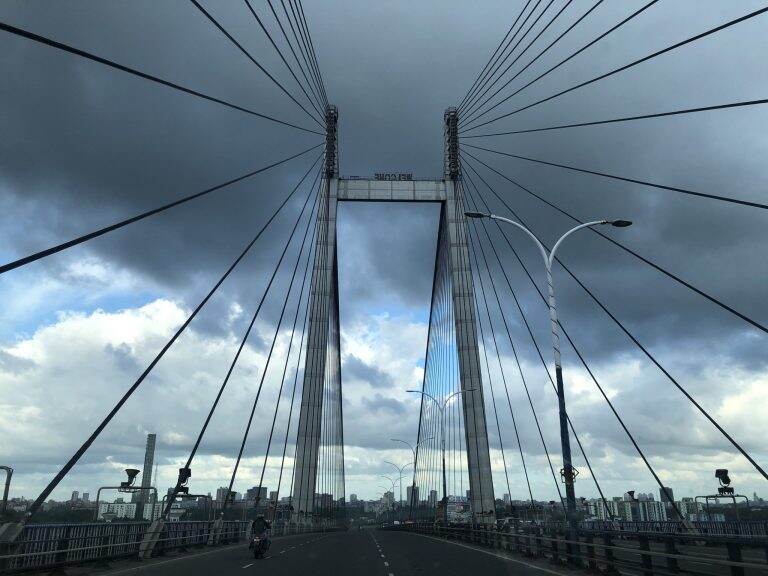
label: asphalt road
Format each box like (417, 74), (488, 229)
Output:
(94, 529), (562, 576)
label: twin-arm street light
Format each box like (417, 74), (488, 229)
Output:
(465, 211), (632, 535)
(406, 389), (476, 508)
(384, 461), (413, 513)
(390, 436), (433, 518)
(379, 475), (402, 521)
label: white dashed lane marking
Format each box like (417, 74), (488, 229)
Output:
(370, 532), (394, 576)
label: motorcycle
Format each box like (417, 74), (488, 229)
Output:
(250, 535), (270, 559)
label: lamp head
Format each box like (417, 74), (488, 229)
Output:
(715, 468), (731, 486)
(464, 211), (489, 219)
(178, 467), (192, 486)
(608, 220), (633, 228)
(121, 468), (140, 488)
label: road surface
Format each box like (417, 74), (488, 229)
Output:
(94, 529), (560, 576)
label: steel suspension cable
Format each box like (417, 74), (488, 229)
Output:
(255, 187), (318, 511)
(0, 22), (322, 135)
(273, 290), (310, 519)
(463, 98), (768, 138)
(459, 0), (605, 128)
(223, 172), (321, 509)
(284, 0), (327, 107)
(462, 168), (611, 518)
(25, 155), (320, 520)
(459, 0), (537, 114)
(466, 174), (683, 519)
(455, 181), (492, 511)
(463, 5), (768, 132)
(471, 244), (528, 511)
(0, 144), (322, 275)
(161, 156), (322, 515)
(412, 220), (442, 517)
(461, 0), (571, 124)
(463, 158), (764, 496)
(461, 149), (768, 331)
(293, 172), (331, 513)
(282, 0), (326, 109)
(189, 0), (324, 128)
(464, 143), (768, 212)
(459, 0), (659, 129)
(295, 0), (330, 105)
(243, 0), (325, 117)
(463, 0), (550, 117)
(265, 0), (325, 111)
(458, 181), (568, 516)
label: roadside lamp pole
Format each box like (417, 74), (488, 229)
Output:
(465, 211), (632, 550)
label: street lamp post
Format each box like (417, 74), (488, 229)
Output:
(406, 389), (476, 520)
(390, 437), (433, 520)
(379, 476), (400, 522)
(384, 460), (413, 521)
(465, 211), (632, 544)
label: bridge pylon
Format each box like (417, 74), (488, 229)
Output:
(291, 107), (496, 525)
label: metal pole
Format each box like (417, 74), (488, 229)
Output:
(406, 390), (474, 524)
(465, 212), (631, 560)
(546, 259), (578, 530)
(391, 437), (432, 522)
(440, 404), (447, 503)
(0, 466), (12, 518)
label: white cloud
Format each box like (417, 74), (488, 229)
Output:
(2, 291), (766, 506)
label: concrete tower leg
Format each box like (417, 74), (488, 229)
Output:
(443, 107), (495, 523)
(291, 176), (339, 523)
(443, 181), (496, 524)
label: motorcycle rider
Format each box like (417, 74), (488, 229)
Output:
(250, 514), (271, 554)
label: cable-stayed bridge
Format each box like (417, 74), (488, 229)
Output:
(0, 2), (767, 575)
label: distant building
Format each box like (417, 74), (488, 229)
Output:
(98, 501), (137, 520)
(677, 497), (703, 520)
(135, 433), (156, 516)
(350, 494), (358, 503)
(246, 486), (267, 502)
(428, 490), (437, 507)
(503, 493), (511, 505)
(70, 491), (79, 502)
(216, 487), (234, 503)
(269, 491), (278, 503)
(638, 500), (667, 521)
(82, 492), (90, 503)
(407, 485), (419, 506)
(660, 487), (674, 504)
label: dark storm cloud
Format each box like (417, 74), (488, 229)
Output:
(342, 353), (393, 389)
(2, 0), (767, 499)
(361, 394), (407, 416)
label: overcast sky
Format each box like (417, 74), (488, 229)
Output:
(1, 1), (766, 506)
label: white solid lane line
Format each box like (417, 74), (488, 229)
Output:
(411, 533), (568, 576)
(242, 563), (253, 569)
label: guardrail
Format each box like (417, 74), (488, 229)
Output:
(0, 519), (341, 573)
(558, 520), (768, 539)
(391, 522), (768, 576)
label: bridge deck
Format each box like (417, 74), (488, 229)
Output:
(337, 178), (446, 202)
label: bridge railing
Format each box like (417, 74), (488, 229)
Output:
(543, 519), (768, 539)
(0, 520), (250, 572)
(0, 518), (346, 573)
(392, 522), (768, 576)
